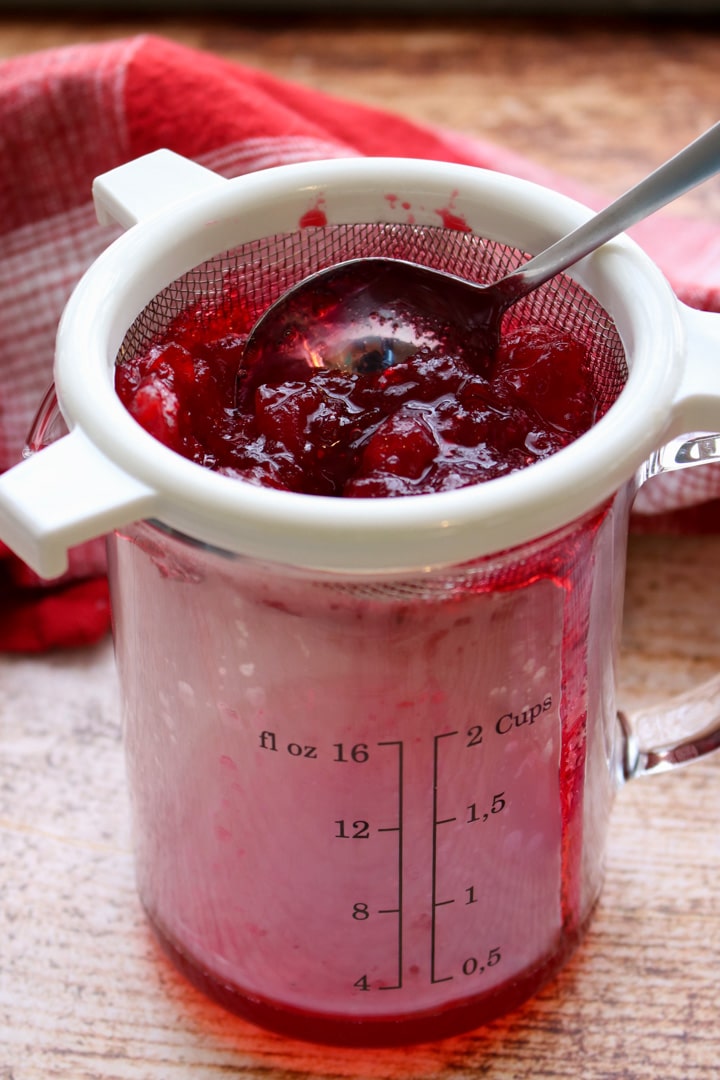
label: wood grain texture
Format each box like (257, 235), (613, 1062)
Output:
(1, 14), (719, 1079)
(1, 14), (718, 212)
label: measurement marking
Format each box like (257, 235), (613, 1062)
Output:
(435, 816), (457, 826)
(377, 739), (404, 991)
(431, 730), (459, 984)
(433, 899), (455, 907)
(378, 907), (400, 914)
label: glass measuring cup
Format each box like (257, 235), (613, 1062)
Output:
(105, 498), (628, 1046)
(5, 152), (720, 1046)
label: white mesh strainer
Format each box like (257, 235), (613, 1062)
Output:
(0, 150), (718, 577)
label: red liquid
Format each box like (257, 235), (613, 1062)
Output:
(151, 903), (595, 1046)
(116, 295), (599, 497)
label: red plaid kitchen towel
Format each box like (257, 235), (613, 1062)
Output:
(0, 34), (718, 650)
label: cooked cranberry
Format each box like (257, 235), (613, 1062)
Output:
(358, 409), (438, 480)
(494, 326), (595, 433)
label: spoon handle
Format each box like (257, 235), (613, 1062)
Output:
(511, 122), (720, 295)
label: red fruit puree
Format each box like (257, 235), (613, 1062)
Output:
(116, 292), (598, 495)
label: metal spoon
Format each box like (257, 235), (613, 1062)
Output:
(238, 123), (720, 392)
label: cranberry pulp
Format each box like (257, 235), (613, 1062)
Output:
(116, 290), (599, 497)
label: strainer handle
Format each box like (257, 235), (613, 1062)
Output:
(0, 427), (157, 579)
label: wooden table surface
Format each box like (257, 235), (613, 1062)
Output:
(1, 13), (719, 1080)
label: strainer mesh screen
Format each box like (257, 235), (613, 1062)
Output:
(118, 221), (631, 599)
(118, 222), (627, 417)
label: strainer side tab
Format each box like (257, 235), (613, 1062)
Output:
(670, 303), (720, 436)
(93, 148), (227, 229)
(0, 428), (158, 579)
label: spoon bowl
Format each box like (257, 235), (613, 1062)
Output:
(239, 122), (720, 395)
(237, 256), (515, 401)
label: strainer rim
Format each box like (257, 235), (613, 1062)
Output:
(54, 156), (684, 572)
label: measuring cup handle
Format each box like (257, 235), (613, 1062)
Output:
(623, 303), (720, 779)
(620, 676), (720, 779)
(640, 305), (720, 486)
